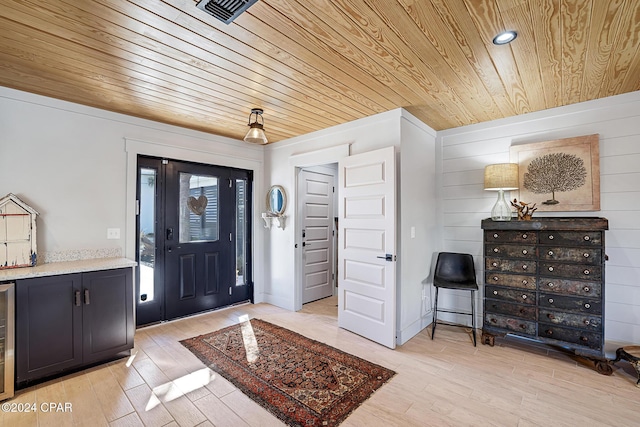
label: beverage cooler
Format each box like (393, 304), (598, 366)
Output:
(0, 283), (14, 401)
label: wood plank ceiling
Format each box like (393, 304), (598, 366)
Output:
(1, 0), (639, 143)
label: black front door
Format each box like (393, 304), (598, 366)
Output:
(136, 156), (252, 325)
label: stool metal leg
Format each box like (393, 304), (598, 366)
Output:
(431, 286), (439, 340)
(471, 289), (476, 346)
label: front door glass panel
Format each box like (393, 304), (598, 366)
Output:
(179, 173), (219, 243)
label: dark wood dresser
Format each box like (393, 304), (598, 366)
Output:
(480, 217), (611, 373)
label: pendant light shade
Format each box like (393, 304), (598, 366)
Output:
(244, 108), (268, 144)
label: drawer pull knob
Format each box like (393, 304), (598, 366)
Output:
(522, 280), (528, 285)
(584, 320), (590, 326)
(492, 262), (498, 267)
(522, 234), (528, 239)
(493, 290), (498, 295)
(548, 266), (554, 272)
(546, 329), (553, 335)
(520, 324), (526, 329)
(522, 294), (527, 300)
(493, 233), (499, 238)
(522, 265), (528, 270)
(548, 235), (554, 240)
(585, 303), (591, 309)
(522, 249), (528, 255)
(581, 336), (588, 342)
(583, 286), (590, 292)
(493, 248), (499, 253)
(548, 298), (554, 303)
(491, 318), (497, 323)
(583, 253), (590, 258)
(548, 282), (555, 288)
(519, 308), (525, 314)
(584, 269), (590, 275)
(548, 250), (554, 256)
(547, 314), (555, 320)
(493, 276), (499, 281)
(584, 235), (590, 241)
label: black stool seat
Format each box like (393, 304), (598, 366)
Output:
(432, 252), (478, 346)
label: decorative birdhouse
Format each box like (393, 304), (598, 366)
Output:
(0, 193), (38, 269)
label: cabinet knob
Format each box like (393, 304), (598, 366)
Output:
(522, 249), (528, 255)
(545, 329), (553, 336)
(584, 235), (590, 241)
(492, 262), (498, 267)
(548, 250), (554, 256)
(520, 324), (526, 329)
(581, 336), (588, 342)
(548, 235), (554, 240)
(584, 303), (591, 309)
(583, 253), (590, 258)
(493, 290), (498, 295)
(493, 233), (499, 239)
(548, 266), (554, 272)
(519, 308), (525, 314)
(583, 269), (590, 275)
(522, 294), (527, 300)
(583, 286), (590, 292)
(548, 282), (555, 288)
(522, 280), (528, 285)
(522, 234), (528, 239)
(522, 265), (528, 270)
(491, 318), (497, 323)
(547, 313), (555, 320)
(493, 276), (499, 281)
(548, 298), (554, 304)
(584, 320), (591, 326)
(493, 248), (499, 253)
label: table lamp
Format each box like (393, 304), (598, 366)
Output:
(484, 163), (519, 221)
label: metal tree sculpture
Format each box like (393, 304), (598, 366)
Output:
(523, 152), (587, 205)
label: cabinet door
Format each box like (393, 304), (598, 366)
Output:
(16, 274), (83, 384)
(82, 268), (134, 363)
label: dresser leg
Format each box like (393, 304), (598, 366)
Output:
(481, 331), (495, 346)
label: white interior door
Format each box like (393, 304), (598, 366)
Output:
(338, 147), (396, 349)
(299, 169), (334, 303)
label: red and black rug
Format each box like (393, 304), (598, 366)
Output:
(180, 319), (395, 427)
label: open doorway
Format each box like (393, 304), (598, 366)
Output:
(297, 164), (338, 306)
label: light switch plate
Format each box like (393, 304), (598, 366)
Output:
(107, 228), (120, 239)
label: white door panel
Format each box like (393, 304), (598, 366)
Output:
(338, 146), (396, 349)
(299, 169), (335, 303)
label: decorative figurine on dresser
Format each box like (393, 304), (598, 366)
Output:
(481, 217), (611, 374)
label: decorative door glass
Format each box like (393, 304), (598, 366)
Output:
(179, 173), (219, 243)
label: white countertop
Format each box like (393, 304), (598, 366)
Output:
(0, 257), (137, 281)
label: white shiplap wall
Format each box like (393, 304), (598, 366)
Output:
(436, 91), (640, 345)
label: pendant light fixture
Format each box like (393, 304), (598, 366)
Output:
(244, 108), (268, 144)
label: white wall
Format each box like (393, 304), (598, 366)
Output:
(437, 90), (640, 345)
(0, 87), (266, 299)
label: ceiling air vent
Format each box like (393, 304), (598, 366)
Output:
(196, 0), (259, 25)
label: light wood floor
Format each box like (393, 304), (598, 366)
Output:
(3, 297), (639, 426)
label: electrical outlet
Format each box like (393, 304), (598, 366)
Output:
(107, 228), (120, 239)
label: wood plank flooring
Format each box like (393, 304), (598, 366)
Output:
(3, 296), (639, 426)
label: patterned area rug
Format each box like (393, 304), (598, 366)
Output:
(180, 319), (396, 427)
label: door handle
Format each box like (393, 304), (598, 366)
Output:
(377, 254), (395, 262)
(166, 227), (174, 241)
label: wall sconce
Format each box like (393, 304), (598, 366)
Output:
(244, 108), (268, 144)
(484, 163), (519, 221)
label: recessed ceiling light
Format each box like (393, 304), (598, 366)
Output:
(492, 31), (517, 45)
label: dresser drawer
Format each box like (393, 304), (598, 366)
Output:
(539, 262), (601, 281)
(539, 293), (602, 314)
(538, 278), (601, 298)
(486, 286), (535, 305)
(485, 244), (536, 259)
(486, 257), (537, 274)
(538, 309), (601, 330)
(485, 272), (536, 289)
(539, 231), (602, 246)
(485, 230), (537, 243)
(539, 247), (601, 265)
(538, 323), (602, 350)
(485, 313), (536, 335)
(485, 300), (536, 320)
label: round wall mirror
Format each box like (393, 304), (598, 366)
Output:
(267, 185), (286, 215)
